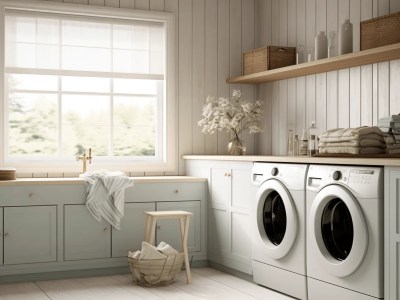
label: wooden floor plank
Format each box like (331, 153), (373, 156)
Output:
(36, 274), (161, 300)
(0, 268), (294, 300)
(192, 268), (292, 300)
(0, 282), (49, 300)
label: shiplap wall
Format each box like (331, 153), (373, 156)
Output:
(37, 0), (256, 177)
(255, 0), (400, 155)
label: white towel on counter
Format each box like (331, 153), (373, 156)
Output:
(84, 170), (133, 230)
(318, 127), (384, 143)
(319, 146), (386, 155)
(318, 138), (386, 148)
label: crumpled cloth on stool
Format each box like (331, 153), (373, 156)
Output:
(84, 170), (133, 230)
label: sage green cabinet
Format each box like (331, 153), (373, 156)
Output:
(64, 205), (111, 261)
(3, 206), (57, 265)
(112, 202), (155, 257)
(186, 160), (254, 274)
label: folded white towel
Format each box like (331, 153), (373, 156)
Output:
(319, 127), (384, 142)
(84, 170), (133, 230)
(319, 146), (385, 155)
(319, 138), (386, 148)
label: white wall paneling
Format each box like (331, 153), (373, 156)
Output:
(256, 0), (400, 155)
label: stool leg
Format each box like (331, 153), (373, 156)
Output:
(144, 215), (152, 243)
(149, 217), (157, 245)
(180, 216), (192, 284)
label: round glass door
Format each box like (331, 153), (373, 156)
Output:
(321, 198), (354, 261)
(255, 179), (297, 259)
(310, 185), (368, 277)
(263, 191), (287, 246)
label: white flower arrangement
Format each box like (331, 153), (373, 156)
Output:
(198, 90), (263, 143)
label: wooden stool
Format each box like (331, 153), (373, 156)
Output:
(144, 210), (193, 284)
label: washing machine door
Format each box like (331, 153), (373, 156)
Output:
(255, 179), (298, 259)
(309, 184), (368, 277)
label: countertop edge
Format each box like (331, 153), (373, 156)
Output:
(182, 155), (400, 166)
(0, 176), (207, 186)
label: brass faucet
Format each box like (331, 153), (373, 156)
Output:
(76, 148), (92, 173)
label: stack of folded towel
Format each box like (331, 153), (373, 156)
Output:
(378, 115), (400, 154)
(318, 126), (386, 155)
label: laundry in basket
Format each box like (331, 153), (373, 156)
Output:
(128, 241), (184, 286)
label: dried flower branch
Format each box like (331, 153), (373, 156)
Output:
(198, 90), (263, 140)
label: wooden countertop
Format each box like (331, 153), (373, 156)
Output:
(182, 155), (400, 166)
(0, 176), (207, 186)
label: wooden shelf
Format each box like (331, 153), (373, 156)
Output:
(226, 43), (400, 84)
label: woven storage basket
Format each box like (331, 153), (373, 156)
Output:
(361, 12), (400, 50)
(128, 253), (184, 286)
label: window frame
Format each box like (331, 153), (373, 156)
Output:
(0, 0), (177, 174)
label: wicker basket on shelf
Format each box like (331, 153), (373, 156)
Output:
(128, 253), (184, 287)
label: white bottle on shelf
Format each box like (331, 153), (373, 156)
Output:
(339, 19), (353, 55)
(315, 31), (328, 60)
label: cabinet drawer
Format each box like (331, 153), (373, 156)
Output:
(125, 182), (205, 202)
(0, 185), (85, 206)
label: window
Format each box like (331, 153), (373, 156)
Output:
(0, 1), (176, 173)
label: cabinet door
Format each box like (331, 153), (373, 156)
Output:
(112, 202), (155, 257)
(64, 205), (111, 260)
(156, 201), (201, 253)
(231, 168), (253, 264)
(209, 168), (231, 257)
(4, 206), (57, 264)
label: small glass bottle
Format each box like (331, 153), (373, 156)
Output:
(308, 121), (318, 156)
(293, 135), (299, 156)
(287, 129), (294, 156)
(300, 129), (308, 156)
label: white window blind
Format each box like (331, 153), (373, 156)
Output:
(4, 8), (170, 168)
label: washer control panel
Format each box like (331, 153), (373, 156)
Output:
(348, 169), (374, 185)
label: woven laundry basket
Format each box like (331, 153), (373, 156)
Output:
(128, 253), (184, 286)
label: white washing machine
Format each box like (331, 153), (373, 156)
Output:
(251, 162), (308, 300)
(306, 165), (383, 300)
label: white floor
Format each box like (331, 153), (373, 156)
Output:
(0, 268), (294, 300)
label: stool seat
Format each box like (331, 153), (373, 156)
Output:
(144, 210), (193, 284)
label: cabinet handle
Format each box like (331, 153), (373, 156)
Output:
(227, 173), (231, 177)
(174, 189), (179, 194)
(224, 173), (228, 176)
(103, 228), (108, 232)
(29, 193), (35, 199)
(157, 225), (161, 230)
(4, 233), (8, 237)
